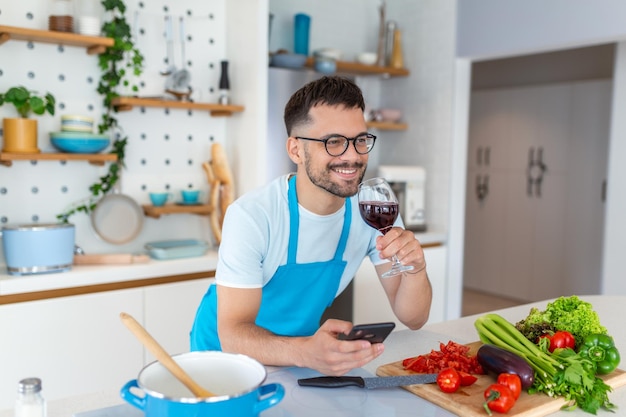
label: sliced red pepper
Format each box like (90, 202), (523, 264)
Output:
(436, 368), (461, 393)
(458, 371), (478, 386)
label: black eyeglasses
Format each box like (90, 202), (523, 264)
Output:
(295, 133), (377, 157)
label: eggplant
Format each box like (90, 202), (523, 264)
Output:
(477, 344), (535, 389)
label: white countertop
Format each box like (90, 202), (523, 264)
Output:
(0, 252), (219, 296)
(1, 295), (621, 417)
(0, 231), (446, 297)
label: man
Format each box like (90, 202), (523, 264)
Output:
(190, 76), (432, 376)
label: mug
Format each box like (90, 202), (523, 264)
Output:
(120, 351), (284, 417)
(149, 192), (172, 207)
(181, 189), (202, 204)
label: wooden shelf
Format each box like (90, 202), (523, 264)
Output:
(142, 204), (214, 219)
(367, 121), (408, 131)
(111, 97), (245, 116)
(0, 25), (114, 55)
(304, 57), (409, 77)
(0, 152), (118, 167)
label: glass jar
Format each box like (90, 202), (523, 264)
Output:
(49, 0), (74, 33)
(15, 378), (46, 417)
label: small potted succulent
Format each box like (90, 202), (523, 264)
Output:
(0, 86), (56, 153)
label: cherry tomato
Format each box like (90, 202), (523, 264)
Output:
(551, 331), (576, 351)
(537, 331), (576, 352)
(458, 371), (478, 386)
(436, 368), (461, 393)
(483, 383), (516, 415)
(497, 373), (522, 400)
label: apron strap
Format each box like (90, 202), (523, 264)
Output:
(287, 175), (351, 264)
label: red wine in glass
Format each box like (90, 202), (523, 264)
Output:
(358, 177), (414, 278)
(359, 201), (399, 235)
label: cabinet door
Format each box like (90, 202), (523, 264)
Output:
(468, 90), (511, 171)
(353, 245), (447, 329)
(0, 291), (144, 409)
(143, 278), (213, 363)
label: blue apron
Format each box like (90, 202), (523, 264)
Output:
(190, 176), (351, 350)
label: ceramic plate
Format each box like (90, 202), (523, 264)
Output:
(90, 194), (144, 244)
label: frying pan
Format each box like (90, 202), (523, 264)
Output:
(90, 192), (144, 245)
(90, 168), (144, 245)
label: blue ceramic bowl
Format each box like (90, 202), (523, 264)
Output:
(50, 132), (110, 153)
(270, 53), (307, 68)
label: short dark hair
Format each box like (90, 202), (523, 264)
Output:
(283, 76), (365, 136)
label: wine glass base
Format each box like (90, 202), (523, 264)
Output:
(381, 264), (414, 278)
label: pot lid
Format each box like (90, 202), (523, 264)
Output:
(2, 223), (75, 231)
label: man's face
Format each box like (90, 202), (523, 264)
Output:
(298, 104), (369, 198)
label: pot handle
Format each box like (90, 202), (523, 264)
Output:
(120, 379), (146, 411)
(254, 383), (285, 414)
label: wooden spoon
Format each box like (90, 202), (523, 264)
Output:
(119, 312), (215, 398)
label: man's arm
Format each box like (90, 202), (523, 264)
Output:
(375, 228), (433, 330)
(216, 284), (385, 375)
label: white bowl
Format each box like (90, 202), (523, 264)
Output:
(314, 48), (342, 61)
(357, 52), (377, 65)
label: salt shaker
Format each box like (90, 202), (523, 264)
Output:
(15, 378), (46, 417)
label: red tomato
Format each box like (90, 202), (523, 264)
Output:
(483, 383), (516, 415)
(537, 331), (576, 352)
(551, 331), (576, 351)
(436, 368), (461, 393)
(497, 373), (522, 400)
(402, 341), (484, 374)
(458, 371), (478, 386)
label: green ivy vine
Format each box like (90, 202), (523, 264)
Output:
(57, 0), (144, 222)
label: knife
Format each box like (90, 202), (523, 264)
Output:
(297, 373), (438, 389)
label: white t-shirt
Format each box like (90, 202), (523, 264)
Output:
(215, 175), (395, 298)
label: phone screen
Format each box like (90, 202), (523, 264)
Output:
(337, 322), (396, 343)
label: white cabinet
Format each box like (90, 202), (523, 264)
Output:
(463, 80), (610, 302)
(0, 290), (143, 409)
(0, 278), (214, 409)
(143, 278), (213, 363)
(353, 245), (448, 330)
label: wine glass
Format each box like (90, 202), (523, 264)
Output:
(358, 177), (414, 278)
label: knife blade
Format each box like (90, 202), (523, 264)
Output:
(297, 373), (438, 389)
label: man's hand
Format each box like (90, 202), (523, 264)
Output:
(297, 319), (385, 376)
(376, 227), (426, 273)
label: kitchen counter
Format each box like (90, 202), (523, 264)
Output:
(1, 295), (621, 417)
(0, 231), (447, 301)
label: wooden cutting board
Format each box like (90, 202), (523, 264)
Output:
(376, 342), (626, 417)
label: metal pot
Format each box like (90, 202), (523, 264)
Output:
(120, 351), (284, 417)
(1, 223), (75, 275)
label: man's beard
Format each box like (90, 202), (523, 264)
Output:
(303, 148), (366, 198)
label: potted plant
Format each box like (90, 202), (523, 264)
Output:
(0, 86), (55, 153)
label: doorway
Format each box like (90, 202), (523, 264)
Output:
(462, 44), (614, 303)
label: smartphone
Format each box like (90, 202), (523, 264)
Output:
(337, 322), (396, 343)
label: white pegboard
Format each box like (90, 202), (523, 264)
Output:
(0, 1), (231, 259)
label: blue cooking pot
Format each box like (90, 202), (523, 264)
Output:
(120, 351), (284, 417)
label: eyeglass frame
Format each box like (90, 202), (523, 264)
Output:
(294, 133), (377, 157)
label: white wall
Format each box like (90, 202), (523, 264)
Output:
(454, 1), (626, 296)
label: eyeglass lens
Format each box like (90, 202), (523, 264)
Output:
(326, 135), (375, 156)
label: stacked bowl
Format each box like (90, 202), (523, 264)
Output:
(50, 115), (110, 154)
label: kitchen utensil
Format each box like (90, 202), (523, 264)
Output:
(1, 223), (75, 275)
(120, 350), (284, 417)
(144, 239), (209, 260)
(160, 15), (176, 76)
(119, 312), (215, 398)
(297, 373), (437, 389)
(61, 115), (94, 132)
(164, 16), (191, 97)
(73, 253), (149, 265)
(90, 193), (144, 245)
